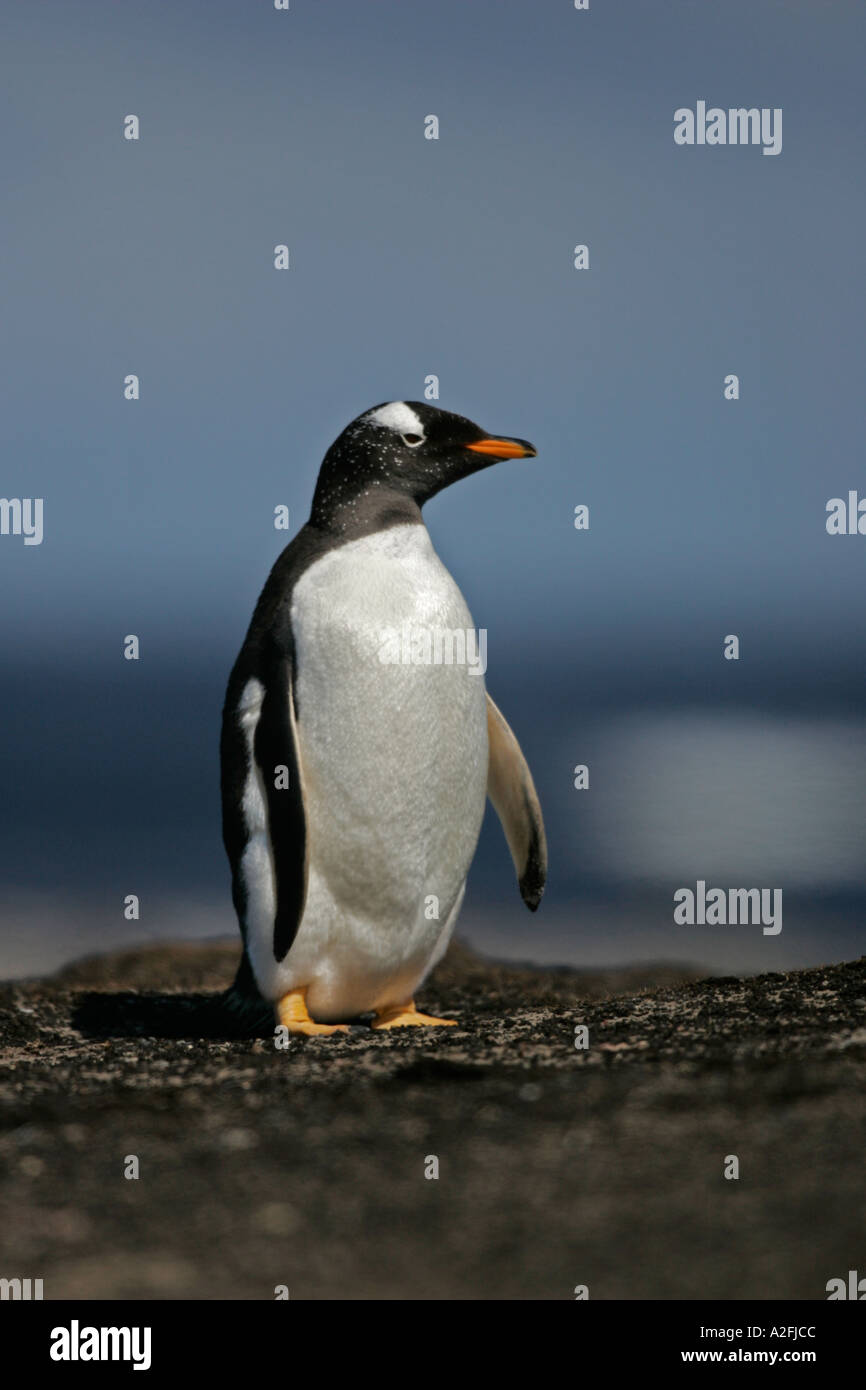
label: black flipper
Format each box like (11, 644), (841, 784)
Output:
(254, 652), (309, 962)
(219, 950), (272, 1036)
(221, 628), (310, 992)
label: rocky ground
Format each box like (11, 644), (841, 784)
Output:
(0, 940), (864, 1300)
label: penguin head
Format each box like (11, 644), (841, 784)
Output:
(311, 401), (537, 527)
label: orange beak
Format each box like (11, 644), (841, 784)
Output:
(465, 436), (537, 460)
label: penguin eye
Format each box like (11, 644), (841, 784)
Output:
(401, 433), (424, 447)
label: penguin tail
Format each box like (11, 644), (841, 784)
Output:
(218, 950), (273, 1037)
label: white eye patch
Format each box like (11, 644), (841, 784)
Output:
(366, 401), (425, 441)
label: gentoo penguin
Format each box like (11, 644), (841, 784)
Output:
(220, 401), (546, 1035)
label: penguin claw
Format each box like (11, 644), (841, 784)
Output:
(372, 1002), (458, 1030)
(285, 1021), (349, 1037)
(275, 988), (348, 1036)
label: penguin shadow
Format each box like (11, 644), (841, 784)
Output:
(70, 993), (483, 1068)
(71, 988), (275, 1041)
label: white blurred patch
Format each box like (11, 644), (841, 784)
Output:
(584, 712), (866, 888)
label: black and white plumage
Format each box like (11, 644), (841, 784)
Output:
(220, 401), (546, 1032)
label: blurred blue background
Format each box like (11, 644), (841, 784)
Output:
(2, 0), (864, 978)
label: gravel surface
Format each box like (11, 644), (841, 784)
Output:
(1, 941), (864, 1300)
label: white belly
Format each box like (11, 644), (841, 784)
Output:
(248, 524), (488, 1019)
